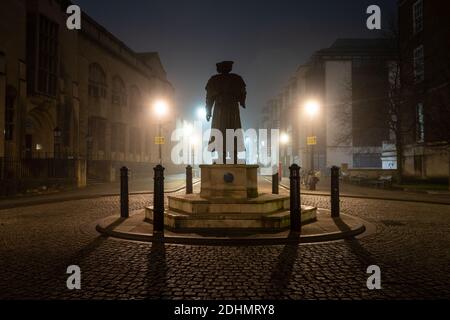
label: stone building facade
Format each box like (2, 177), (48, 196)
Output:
(263, 39), (395, 175)
(398, 0), (450, 181)
(0, 0), (174, 192)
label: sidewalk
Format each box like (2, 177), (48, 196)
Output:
(277, 176), (450, 205)
(0, 174), (191, 210)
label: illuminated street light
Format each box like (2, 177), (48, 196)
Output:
(279, 133), (290, 178)
(153, 99), (170, 164)
(154, 99), (169, 118)
(304, 99), (321, 187)
(197, 106), (207, 120)
(304, 100), (320, 118)
(280, 133), (290, 145)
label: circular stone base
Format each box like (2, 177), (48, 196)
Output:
(96, 209), (373, 245)
(145, 205), (317, 233)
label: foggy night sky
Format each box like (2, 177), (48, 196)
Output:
(73, 0), (397, 128)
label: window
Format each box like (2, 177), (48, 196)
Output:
(5, 86), (17, 141)
(37, 15), (59, 96)
(88, 117), (106, 152)
(352, 57), (363, 68)
(111, 124), (118, 152)
(129, 86), (142, 115)
(118, 125), (126, 153)
(414, 155), (423, 176)
(112, 76), (127, 106)
(145, 131), (152, 156)
(129, 128), (141, 155)
(414, 45), (424, 82)
(413, 0), (423, 34)
(416, 103), (425, 143)
(353, 153), (382, 169)
(88, 63), (107, 98)
(111, 123), (126, 153)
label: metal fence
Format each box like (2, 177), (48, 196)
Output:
(1, 158), (76, 180)
(0, 157), (78, 196)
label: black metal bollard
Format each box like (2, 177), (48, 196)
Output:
(272, 172), (279, 194)
(331, 166), (340, 218)
(120, 167), (129, 218)
(153, 165), (165, 233)
(186, 165), (193, 194)
(289, 164), (301, 233)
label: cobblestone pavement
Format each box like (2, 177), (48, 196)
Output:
(0, 181), (450, 300)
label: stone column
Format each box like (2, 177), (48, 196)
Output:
(75, 159), (87, 187)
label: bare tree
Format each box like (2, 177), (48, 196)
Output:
(332, 36), (411, 183)
(422, 28), (450, 188)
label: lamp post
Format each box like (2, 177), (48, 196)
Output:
(280, 132), (290, 177)
(183, 123), (194, 164)
(304, 99), (321, 191)
(153, 100), (169, 165)
(190, 135), (200, 177)
(304, 100), (320, 173)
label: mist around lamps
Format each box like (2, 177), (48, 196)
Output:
(197, 107), (207, 120)
(154, 99), (169, 118)
(280, 133), (290, 145)
(304, 100), (320, 118)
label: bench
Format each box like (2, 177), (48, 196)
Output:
(367, 175), (393, 189)
(349, 174), (369, 185)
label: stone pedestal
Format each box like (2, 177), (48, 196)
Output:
(145, 164), (317, 232)
(200, 165), (258, 200)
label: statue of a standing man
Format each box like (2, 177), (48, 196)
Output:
(205, 61), (247, 164)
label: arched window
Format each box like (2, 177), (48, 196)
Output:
(129, 86), (142, 115)
(88, 63), (107, 98)
(129, 127), (141, 155)
(5, 86), (17, 141)
(112, 76), (127, 106)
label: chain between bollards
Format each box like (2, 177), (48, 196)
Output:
(120, 167), (129, 218)
(289, 164), (301, 233)
(186, 165), (193, 194)
(153, 164), (165, 233)
(331, 166), (340, 218)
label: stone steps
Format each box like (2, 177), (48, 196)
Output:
(145, 205), (317, 232)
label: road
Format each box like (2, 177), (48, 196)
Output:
(0, 180), (449, 299)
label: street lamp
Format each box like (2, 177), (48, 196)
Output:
(280, 132), (290, 178)
(153, 99), (169, 164)
(183, 123), (196, 165)
(190, 135), (200, 174)
(305, 100), (320, 119)
(154, 99), (169, 117)
(280, 133), (290, 145)
(304, 99), (321, 189)
(197, 106), (207, 121)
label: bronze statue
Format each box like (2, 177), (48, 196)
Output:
(205, 61), (247, 164)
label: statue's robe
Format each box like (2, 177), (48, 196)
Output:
(205, 73), (247, 160)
